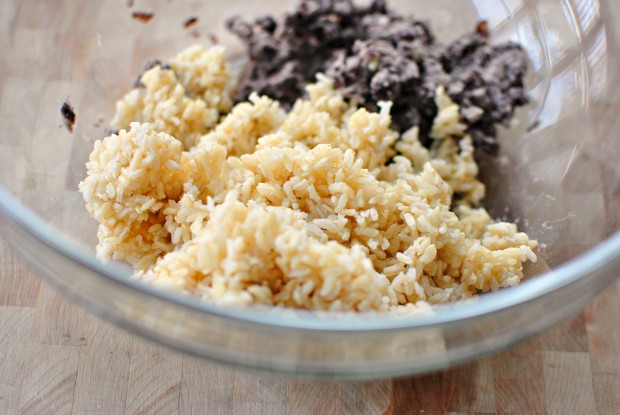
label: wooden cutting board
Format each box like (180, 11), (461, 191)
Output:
(1, 240), (619, 414)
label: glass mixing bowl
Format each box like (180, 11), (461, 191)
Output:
(1, 0), (619, 379)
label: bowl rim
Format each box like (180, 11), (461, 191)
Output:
(1, 184), (619, 332)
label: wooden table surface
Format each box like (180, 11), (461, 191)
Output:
(1, 242), (619, 415)
(1, 0), (620, 414)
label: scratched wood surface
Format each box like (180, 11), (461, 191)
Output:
(1, 0), (620, 414)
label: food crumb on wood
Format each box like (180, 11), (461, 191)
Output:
(61, 100), (76, 133)
(132, 11), (154, 24)
(184, 17), (199, 29)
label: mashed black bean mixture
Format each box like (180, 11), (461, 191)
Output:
(228, 0), (528, 154)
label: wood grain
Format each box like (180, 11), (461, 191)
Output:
(443, 360), (496, 413)
(0, 307), (35, 414)
(179, 358), (235, 414)
(72, 323), (133, 415)
(126, 341), (183, 415)
(18, 344), (79, 415)
(542, 352), (598, 415)
(1, 0), (620, 414)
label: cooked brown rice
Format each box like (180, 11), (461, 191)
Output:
(80, 45), (537, 312)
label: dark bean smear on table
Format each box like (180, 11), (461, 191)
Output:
(227, 0), (528, 155)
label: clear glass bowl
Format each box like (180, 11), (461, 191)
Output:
(1, 0), (619, 379)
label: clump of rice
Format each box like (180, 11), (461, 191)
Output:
(111, 46), (234, 149)
(196, 93), (285, 157)
(79, 123), (183, 269)
(141, 193), (394, 311)
(80, 45), (538, 312)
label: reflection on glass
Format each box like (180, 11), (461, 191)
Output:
(573, 0), (600, 34)
(586, 26), (608, 98)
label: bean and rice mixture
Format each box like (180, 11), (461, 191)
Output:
(79, 0), (537, 312)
